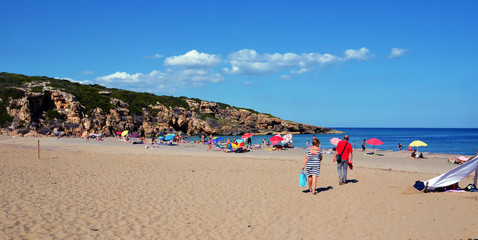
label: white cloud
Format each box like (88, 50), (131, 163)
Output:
(55, 77), (93, 85)
(89, 47), (372, 93)
(164, 50), (222, 68)
(82, 70), (94, 75)
(223, 48), (364, 76)
(96, 71), (145, 83)
(223, 49), (300, 75)
(279, 75), (292, 80)
(144, 53), (164, 59)
(388, 48), (409, 59)
(170, 69), (224, 85)
(95, 68), (224, 92)
(344, 47), (370, 60)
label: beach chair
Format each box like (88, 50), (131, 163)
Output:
(214, 143), (225, 151)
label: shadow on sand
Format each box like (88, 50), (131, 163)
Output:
(302, 186), (333, 194)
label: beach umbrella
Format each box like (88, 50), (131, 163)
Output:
(409, 140), (427, 147)
(121, 130), (129, 137)
(231, 142), (244, 148)
(281, 134), (293, 144)
(116, 131), (122, 135)
(366, 138), (384, 153)
(330, 137), (341, 146)
(212, 137), (223, 143)
(409, 140), (427, 152)
(164, 134), (175, 141)
(242, 133), (253, 139)
(270, 134), (284, 146)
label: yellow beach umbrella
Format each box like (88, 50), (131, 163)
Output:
(409, 140), (427, 147)
(121, 130), (129, 137)
(409, 140), (427, 153)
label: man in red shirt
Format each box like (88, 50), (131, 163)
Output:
(333, 135), (353, 185)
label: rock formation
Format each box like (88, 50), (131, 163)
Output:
(0, 78), (341, 137)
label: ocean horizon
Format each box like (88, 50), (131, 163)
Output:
(188, 127), (478, 156)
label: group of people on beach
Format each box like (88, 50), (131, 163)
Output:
(301, 135), (353, 195)
(410, 149), (425, 159)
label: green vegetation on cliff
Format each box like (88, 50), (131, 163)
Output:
(0, 86), (25, 127)
(0, 72), (275, 127)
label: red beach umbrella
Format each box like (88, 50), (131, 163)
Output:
(330, 137), (341, 146)
(366, 138), (384, 153)
(270, 134), (284, 146)
(242, 133), (253, 139)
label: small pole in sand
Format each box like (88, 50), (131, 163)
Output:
(37, 139), (40, 159)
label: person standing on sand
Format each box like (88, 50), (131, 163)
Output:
(207, 134), (213, 151)
(301, 139), (323, 195)
(334, 135), (353, 185)
(362, 139), (366, 152)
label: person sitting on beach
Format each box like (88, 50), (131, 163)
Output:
(411, 149), (417, 158)
(418, 153), (424, 159)
(251, 144), (262, 149)
(448, 155), (475, 164)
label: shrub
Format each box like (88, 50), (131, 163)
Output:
(31, 86), (43, 92)
(46, 110), (65, 120)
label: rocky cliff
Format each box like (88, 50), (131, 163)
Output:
(0, 73), (341, 137)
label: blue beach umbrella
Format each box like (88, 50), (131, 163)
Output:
(164, 134), (175, 141)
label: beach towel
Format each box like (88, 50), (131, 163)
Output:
(421, 156), (478, 190)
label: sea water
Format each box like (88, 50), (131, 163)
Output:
(188, 128), (478, 155)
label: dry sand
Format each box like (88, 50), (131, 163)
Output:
(1, 136), (477, 239)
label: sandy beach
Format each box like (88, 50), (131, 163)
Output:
(1, 136), (477, 239)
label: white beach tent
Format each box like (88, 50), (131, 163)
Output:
(421, 156), (478, 190)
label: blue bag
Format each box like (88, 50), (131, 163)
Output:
(299, 170), (307, 187)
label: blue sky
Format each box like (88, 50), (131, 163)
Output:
(1, 1), (477, 128)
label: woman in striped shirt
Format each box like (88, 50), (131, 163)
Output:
(301, 139), (323, 195)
